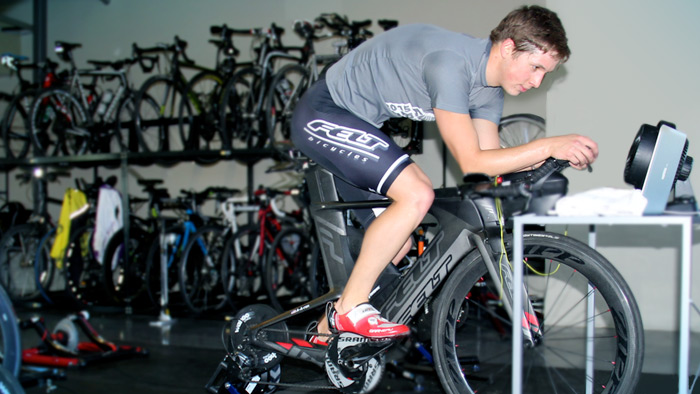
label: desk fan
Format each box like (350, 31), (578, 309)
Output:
(623, 120), (695, 214)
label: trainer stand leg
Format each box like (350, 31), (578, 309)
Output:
(150, 219), (175, 345)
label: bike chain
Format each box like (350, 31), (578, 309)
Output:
(238, 379), (339, 391)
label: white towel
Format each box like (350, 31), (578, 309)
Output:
(554, 188), (648, 216)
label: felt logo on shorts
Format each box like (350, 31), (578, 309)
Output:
(304, 120), (389, 162)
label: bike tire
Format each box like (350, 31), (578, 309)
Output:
(178, 70), (225, 163)
(263, 226), (315, 312)
(498, 113), (546, 148)
(431, 231), (644, 394)
(101, 226), (150, 305)
(0, 285), (21, 378)
(63, 224), (108, 307)
(2, 90), (34, 160)
(178, 224), (228, 314)
(221, 225), (264, 309)
(134, 75), (188, 155)
(34, 227), (57, 304)
(29, 87), (90, 157)
(0, 223), (51, 301)
(219, 67), (267, 150)
(264, 64), (309, 158)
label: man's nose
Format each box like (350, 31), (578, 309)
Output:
(530, 73), (545, 89)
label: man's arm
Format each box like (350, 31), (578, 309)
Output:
(434, 108), (598, 176)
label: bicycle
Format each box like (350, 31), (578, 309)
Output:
(132, 36), (222, 158)
(0, 170), (68, 303)
(1, 53), (63, 160)
(144, 186), (237, 314)
(213, 186), (305, 313)
(218, 23), (302, 150)
(206, 158), (644, 394)
(28, 41), (157, 157)
(264, 17), (347, 157)
(175, 25), (251, 162)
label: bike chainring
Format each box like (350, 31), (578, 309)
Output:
(325, 333), (389, 393)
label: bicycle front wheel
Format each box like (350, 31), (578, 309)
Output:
(431, 231), (644, 394)
(221, 225), (264, 309)
(219, 67), (266, 150)
(179, 70), (225, 161)
(263, 227), (315, 312)
(2, 90), (34, 160)
(135, 76), (187, 154)
(265, 64), (309, 156)
(0, 284), (21, 378)
(0, 223), (51, 301)
(178, 224), (228, 314)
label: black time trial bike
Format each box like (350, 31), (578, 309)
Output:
(206, 158), (644, 394)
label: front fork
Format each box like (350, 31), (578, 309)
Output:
(470, 233), (542, 346)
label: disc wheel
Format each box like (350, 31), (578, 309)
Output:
(222, 304), (287, 394)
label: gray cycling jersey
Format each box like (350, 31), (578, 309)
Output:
(326, 23), (504, 128)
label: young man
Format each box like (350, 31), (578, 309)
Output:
(291, 5), (598, 342)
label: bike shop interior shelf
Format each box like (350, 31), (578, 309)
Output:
(512, 214), (694, 394)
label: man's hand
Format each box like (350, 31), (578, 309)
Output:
(547, 134), (598, 170)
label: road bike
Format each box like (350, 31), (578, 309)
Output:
(28, 41), (157, 157)
(0, 170), (69, 303)
(218, 23), (303, 150)
(206, 158), (644, 394)
(1, 53), (63, 160)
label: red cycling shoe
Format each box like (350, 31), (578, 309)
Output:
(306, 320), (328, 346)
(327, 302), (410, 339)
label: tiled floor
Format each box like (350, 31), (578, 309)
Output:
(11, 305), (694, 394)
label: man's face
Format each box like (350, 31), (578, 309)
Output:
(501, 47), (560, 96)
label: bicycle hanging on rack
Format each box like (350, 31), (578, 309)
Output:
(206, 158), (644, 394)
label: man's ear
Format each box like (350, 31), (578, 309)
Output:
(499, 38), (516, 58)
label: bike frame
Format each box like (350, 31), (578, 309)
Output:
(241, 165), (540, 366)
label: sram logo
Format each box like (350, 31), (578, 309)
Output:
(304, 120), (389, 156)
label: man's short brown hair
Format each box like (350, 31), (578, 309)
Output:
(490, 5), (571, 63)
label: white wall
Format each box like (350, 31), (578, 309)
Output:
(1, 0), (543, 210)
(3, 0), (698, 332)
(547, 0), (700, 332)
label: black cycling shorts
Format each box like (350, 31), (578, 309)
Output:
(291, 78), (412, 197)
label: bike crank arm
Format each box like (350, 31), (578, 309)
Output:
(470, 234), (541, 346)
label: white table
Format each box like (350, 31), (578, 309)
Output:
(511, 215), (694, 394)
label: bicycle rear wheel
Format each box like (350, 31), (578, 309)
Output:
(431, 231), (644, 394)
(29, 88), (90, 156)
(178, 224), (228, 314)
